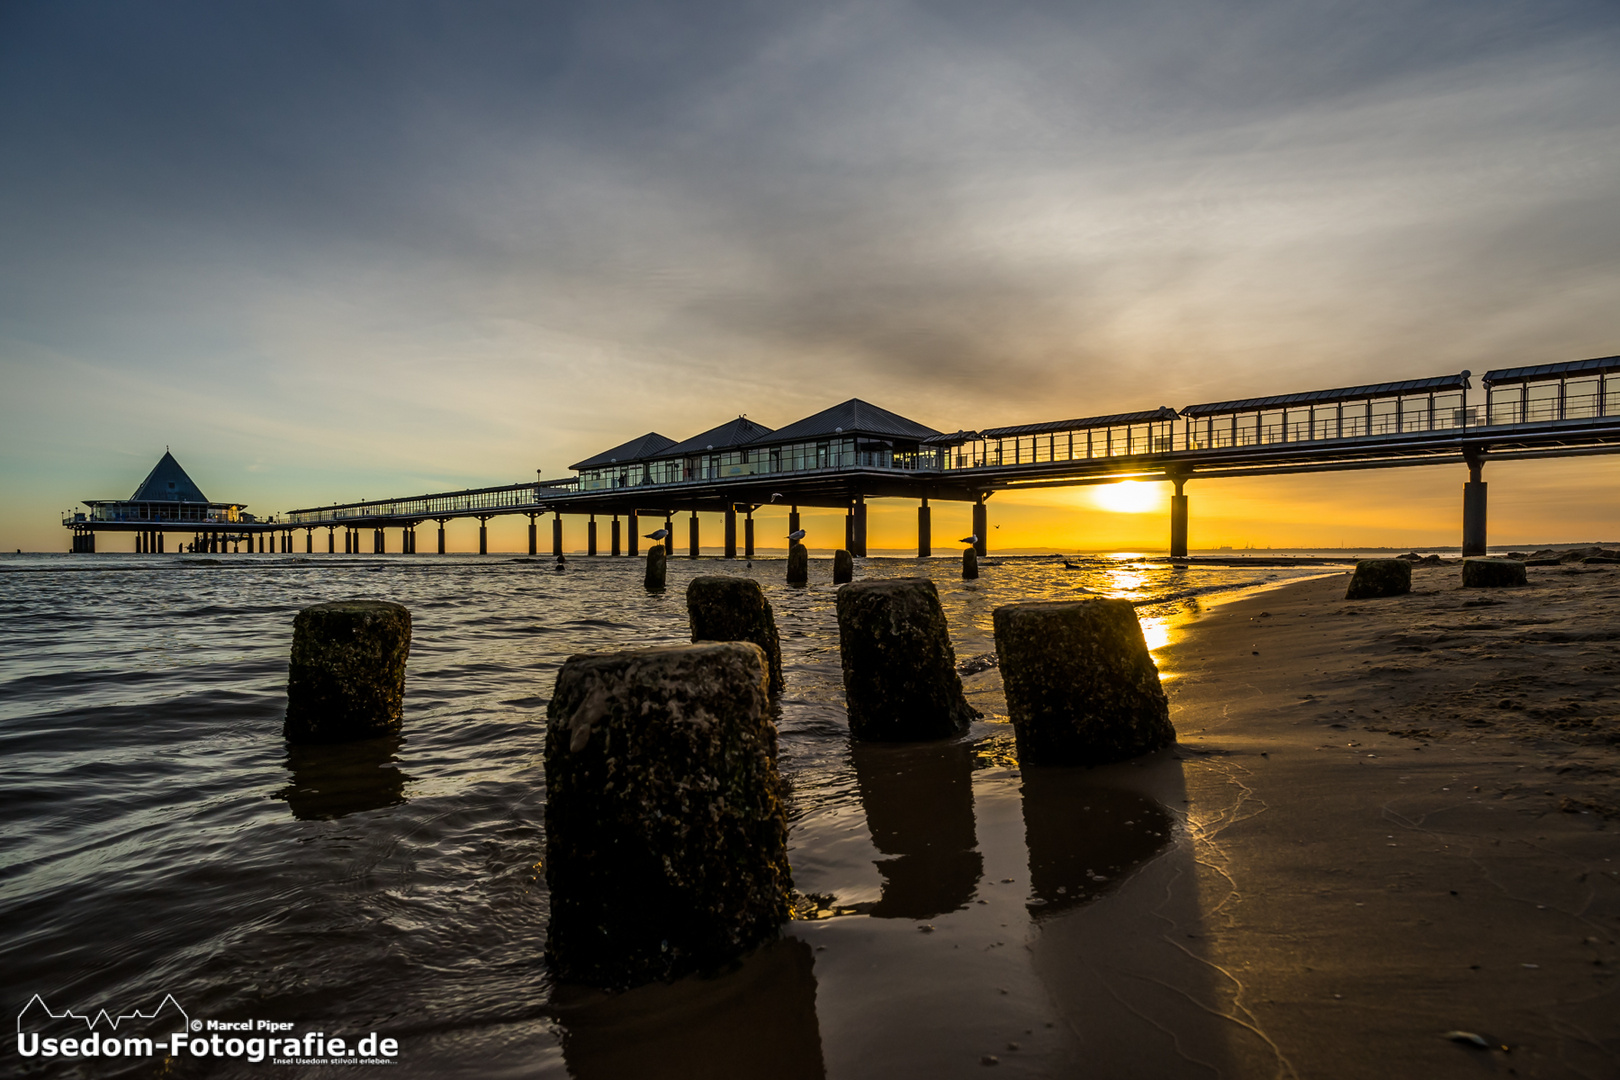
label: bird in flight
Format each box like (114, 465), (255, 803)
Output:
(769, 493), (785, 502)
(959, 534), (979, 545)
(644, 528), (670, 541)
(787, 528), (807, 542)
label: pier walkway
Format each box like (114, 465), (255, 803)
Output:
(66, 354), (1620, 558)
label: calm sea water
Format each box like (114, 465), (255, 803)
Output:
(0, 551), (1337, 1078)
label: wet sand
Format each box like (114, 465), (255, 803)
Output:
(543, 564), (1619, 1079)
(1131, 564), (1620, 1078)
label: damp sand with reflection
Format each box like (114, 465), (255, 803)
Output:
(1, 551), (1343, 1078)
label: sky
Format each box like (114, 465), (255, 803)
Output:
(2, 0), (1618, 553)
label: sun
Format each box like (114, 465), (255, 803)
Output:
(1091, 480), (1161, 514)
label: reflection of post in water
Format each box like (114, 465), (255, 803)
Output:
(555, 937), (825, 1080)
(1020, 768), (1174, 919)
(851, 739), (982, 919)
(275, 735), (409, 820)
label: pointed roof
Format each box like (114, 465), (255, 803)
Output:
(570, 432), (678, 471)
(757, 399), (942, 445)
(654, 416), (775, 458)
(129, 451), (210, 502)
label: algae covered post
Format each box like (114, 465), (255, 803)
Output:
(543, 642), (792, 988)
(687, 576), (785, 694)
(284, 600), (411, 744)
(833, 549), (854, 584)
(1346, 559), (1411, 599)
(1463, 557), (1527, 587)
(644, 545), (667, 590)
(835, 578), (976, 740)
(993, 598), (1173, 766)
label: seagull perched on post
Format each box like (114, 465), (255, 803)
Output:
(787, 528), (807, 542)
(644, 527), (670, 541)
(959, 534), (979, 545)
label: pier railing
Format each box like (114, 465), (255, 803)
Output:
(285, 480), (577, 526)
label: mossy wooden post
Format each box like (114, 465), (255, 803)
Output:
(786, 542), (808, 585)
(645, 545), (667, 590)
(544, 642), (792, 988)
(836, 578), (975, 740)
(833, 549), (854, 584)
(1462, 557), (1527, 588)
(962, 548), (978, 580)
(1345, 559), (1411, 599)
(688, 576), (784, 694)
(993, 598), (1173, 766)
(284, 600), (411, 744)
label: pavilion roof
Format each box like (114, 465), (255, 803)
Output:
(654, 416), (776, 458)
(129, 451), (210, 502)
(569, 432), (678, 471)
(753, 398), (941, 446)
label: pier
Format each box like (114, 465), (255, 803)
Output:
(66, 354), (1620, 557)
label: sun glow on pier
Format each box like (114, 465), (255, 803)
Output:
(1091, 481), (1161, 514)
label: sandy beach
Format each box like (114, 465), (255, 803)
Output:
(1115, 563), (1620, 1078)
(532, 560), (1620, 1080)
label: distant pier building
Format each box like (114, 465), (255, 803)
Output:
(66, 451), (268, 553)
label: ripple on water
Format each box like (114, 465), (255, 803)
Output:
(0, 552), (1328, 1073)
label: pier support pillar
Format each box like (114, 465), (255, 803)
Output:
(853, 497), (867, 558)
(612, 516), (622, 556)
(528, 514), (538, 556)
(844, 508), (853, 554)
(972, 497), (988, 557)
(479, 518), (489, 555)
(553, 514), (564, 557)
(689, 511), (700, 559)
(789, 507), (800, 538)
(437, 521), (446, 555)
(628, 510), (640, 557)
(1170, 476), (1189, 559)
(918, 498), (931, 558)
(1463, 453), (1488, 557)
(724, 505), (737, 559)
(664, 516), (675, 555)
(327, 529), (335, 554)
(745, 511), (755, 560)
(157, 532), (165, 554)
(306, 530), (313, 554)
(588, 515), (598, 557)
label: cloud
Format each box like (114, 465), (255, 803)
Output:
(0, 0), (1617, 548)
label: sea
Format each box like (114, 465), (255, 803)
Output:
(0, 550), (1346, 1078)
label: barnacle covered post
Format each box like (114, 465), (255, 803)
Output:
(687, 576), (785, 694)
(284, 600), (412, 744)
(644, 545), (667, 591)
(1345, 559), (1411, 599)
(993, 598), (1173, 766)
(543, 642), (792, 988)
(835, 578), (976, 741)
(786, 542), (808, 585)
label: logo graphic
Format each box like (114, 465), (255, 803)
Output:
(17, 993), (189, 1060)
(16, 993), (401, 1065)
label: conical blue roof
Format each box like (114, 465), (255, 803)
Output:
(129, 451), (209, 503)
